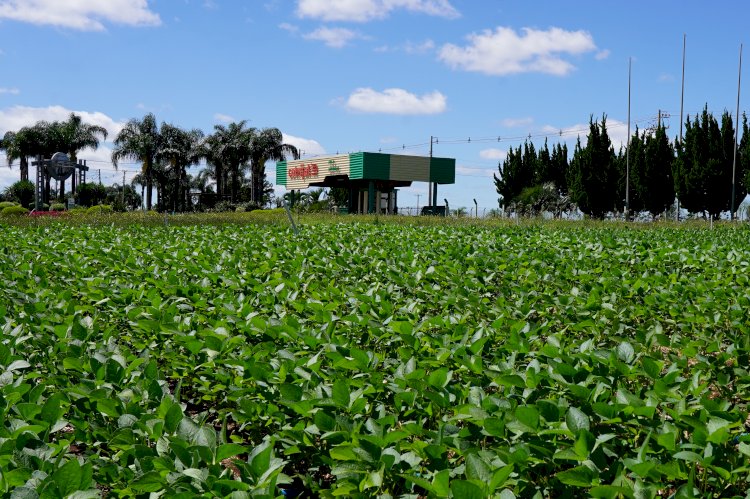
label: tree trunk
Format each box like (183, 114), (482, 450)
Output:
(20, 156), (29, 182)
(215, 165), (223, 201)
(44, 174), (51, 206)
(146, 169), (153, 210)
(252, 165), (263, 206)
(174, 165), (180, 213)
(231, 167), (238, 203)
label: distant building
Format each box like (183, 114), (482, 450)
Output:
(276, 152), (455, 214)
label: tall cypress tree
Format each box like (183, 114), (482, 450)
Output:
(551, 143), (569, 195)
(494, 141), (537, 211)
(675, 106), (740, 218)
(568, 115), (617, 218)
(642, 125), (675, 218)
(626, 127), (647, 214)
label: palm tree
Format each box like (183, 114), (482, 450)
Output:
(3, 127), (42, 182)
(112, 113), (160, 210)
(130, 172), (146, 210)
(158, 123), (204, 212)
(53, 113), (108, 200)
(200, 133), (225, 201)
(248, 128), (298, 206)
(208, 121), (254, 202)
(58, 113), (108, 163)
(192, 168), (215, 210)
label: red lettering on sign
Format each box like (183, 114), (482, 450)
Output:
(288, 163), (319, 180)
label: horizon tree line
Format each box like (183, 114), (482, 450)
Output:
(0, 112), (298, 211)
(494, 106), (750, 219)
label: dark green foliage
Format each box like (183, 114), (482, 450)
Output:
(3, 179), (35, 208)
(75, 182), (107, 207)
(494, 142), (536, 211)
(674, 106), (743, 218)
(567, 115), (618, 218)
(328, 187), (350, 208)
(642, 125), (676, 217)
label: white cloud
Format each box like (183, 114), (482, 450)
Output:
(501, 117), (533, 128)
(304, 27), (361, 48)
(542, 118), (630, 149)
(345, 87), (447, 115)
(372, 39), (434, 54)
(214, 113), (235, 124)
(0, 155), (19, 190)
(0, 105), (123, 137)
(479, 148), (506, 160)
(439, 26), (598, 76)
(0, 0), (161, 31)
(279, 22), (299, 33)
(282, 133), (326, 156)
(595, 49), (610, 60)
(404, 39), (435, 54)
(296, 0), (459, 22)
(0, 87), (19, 95)
(457, 165), (495, 177)
(658, 72), (674, 82)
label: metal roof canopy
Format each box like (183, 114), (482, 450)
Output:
(276, 152), (455, 191)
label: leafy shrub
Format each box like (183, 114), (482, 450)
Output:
(111, 199), (126, 212)
(0, 201), (18, 209)
(235, 201), (262, 212)
(2, 180), (34, 208)
(50, 202), (66, 212)
(76, 182), (107, 207)
(214, 201), (237, 212)
(0, 205), (29, 217)
(87, 204), (113, 215)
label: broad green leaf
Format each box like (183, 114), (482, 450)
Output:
(566, 406), (591, 433)
(555, 465), (596, 487)
(450, 480), (485, 499)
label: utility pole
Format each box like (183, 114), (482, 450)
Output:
(626, 57), (632, 221)
(428, 136), (433, 207)
(731, 43), (743, 220)
(678, 34), (686, 222)
(98, 169), (101, 184)
(416, 193), (421, 214)
(122, 171), (126, 208)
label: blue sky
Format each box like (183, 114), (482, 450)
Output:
(0, 0), (748, 211)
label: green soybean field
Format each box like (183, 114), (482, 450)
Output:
(2, 221), (750, 498)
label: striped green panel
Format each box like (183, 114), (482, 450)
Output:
(349, 153), (364, 179)
(390, 155), (430, 181)
(430, 157), (455, 184)
(276, 161), (287, 186)
(361, 152), (391, 180)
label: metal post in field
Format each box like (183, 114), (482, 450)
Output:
(625, 57), (632, 221)
(731, 43), (743, 220)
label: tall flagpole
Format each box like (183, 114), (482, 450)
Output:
(731, 43), (743, 220)
(677, 34), (686, 221)
(626, 57), (631, 220)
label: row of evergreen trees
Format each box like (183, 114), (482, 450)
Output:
(494, 106), (750, 219)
